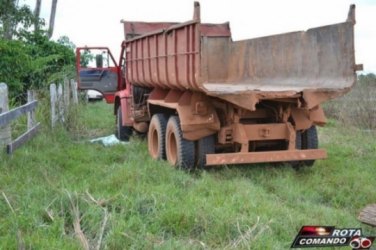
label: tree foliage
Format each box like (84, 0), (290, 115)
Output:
(0, 0), (75, 101)
(79, 49), (94, 68)
(0, 39), (31, 96)
(358, 73), (376, 86)
(0, 0), (41, 40)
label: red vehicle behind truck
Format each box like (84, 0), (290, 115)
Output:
(76, 2), (361, 169)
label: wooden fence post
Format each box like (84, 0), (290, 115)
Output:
(27, 90), (36, 130)
(50, 79), (78, 128)
(64, 78), (70, 107)
(57, 84), (64, 122)
(0, 83), (12, 148)
(71, 79), (78, 104)
(50, 83), (57, 127)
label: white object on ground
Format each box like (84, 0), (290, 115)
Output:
(90, 134), (129, 146)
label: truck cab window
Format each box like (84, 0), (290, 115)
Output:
(79, 49), (116, 68)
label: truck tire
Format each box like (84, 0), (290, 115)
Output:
(116, 107), (132, 141)
(289, 130), (302, 169)
(165, 116), (195, 170)
(301, 126), (318, 166)
(196, 135), (215, 169)
(148, 114), (167, 160)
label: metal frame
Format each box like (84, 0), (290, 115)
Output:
(206, 149), (327, 166)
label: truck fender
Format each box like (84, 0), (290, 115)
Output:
(148, 88), (220, 141)
(114, 89), (133, 127)
(291, 105), (326, 130)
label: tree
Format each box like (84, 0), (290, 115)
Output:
(0, 1), (75, 101)
(0, 39), (32, 95)
(0, 0), (17, 39)
(57, 35), (75, 50)
(0, 0), (38, 40)
(80, 50), (94, 68)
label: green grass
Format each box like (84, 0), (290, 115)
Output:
(1, 101), (375, 249)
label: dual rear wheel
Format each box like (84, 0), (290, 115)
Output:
(147, 114), (319, 169)
(148, 114), (215, 170)
(165, 116), (195, 169)
(148, 114), (167, 160)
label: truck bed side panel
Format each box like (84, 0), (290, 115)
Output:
(125, 21), (201, 91)
(202, 22), (356, 94)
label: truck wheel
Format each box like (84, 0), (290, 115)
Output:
(165, 116), (195, 170)
(196, 135), (215, 169)
(148, 114), (167, 160)
(301, 126), (318, 166)
(116, 107), (132, 141)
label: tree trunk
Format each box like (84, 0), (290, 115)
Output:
(34, 0), (42, 32)
(2, 0), (17, 40)
(48, 0), (58, 39)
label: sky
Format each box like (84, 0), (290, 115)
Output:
(21, 0), (376, 73)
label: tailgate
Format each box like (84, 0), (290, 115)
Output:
(202, 6), (359, 95)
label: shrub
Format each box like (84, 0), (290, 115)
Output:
(324, 74), (376, 130)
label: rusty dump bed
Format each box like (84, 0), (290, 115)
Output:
(122, 3), (358, 110)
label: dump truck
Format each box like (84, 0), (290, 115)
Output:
(76, 2), (362, 169)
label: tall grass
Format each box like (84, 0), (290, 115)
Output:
(324, 75), (376, 130)
(1, 100), (375, 249)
